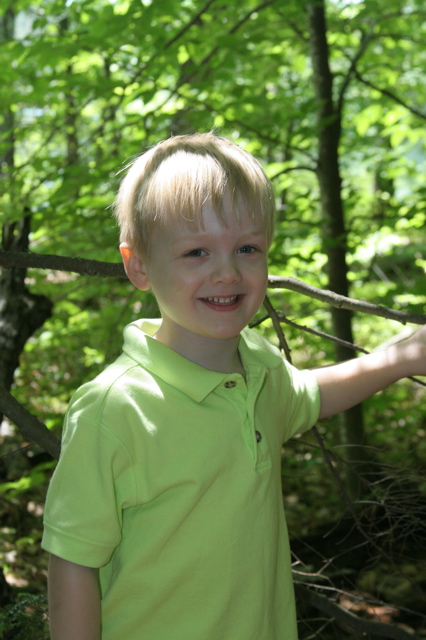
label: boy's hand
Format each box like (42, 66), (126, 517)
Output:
(313, 324), (426, 420)
(390, 324), (426, 378)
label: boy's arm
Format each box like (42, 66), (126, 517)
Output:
(48, 554), (101, 640)
(313, 325), (426, 419)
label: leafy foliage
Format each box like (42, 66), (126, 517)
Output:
(0, 592), (48, 640)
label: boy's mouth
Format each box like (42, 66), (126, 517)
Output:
(202, 295), (238, 304)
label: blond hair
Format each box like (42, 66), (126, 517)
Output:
(113, 132), (275, 255)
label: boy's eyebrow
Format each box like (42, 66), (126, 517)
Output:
(170, 231), (267, 248)
(172, 224), (267, 240)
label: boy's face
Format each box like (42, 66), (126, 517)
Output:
(121, 192), (269, 357)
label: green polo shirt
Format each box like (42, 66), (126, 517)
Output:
(43, 319), (320, 640)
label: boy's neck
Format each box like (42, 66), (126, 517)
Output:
(153, 324), (245, 376)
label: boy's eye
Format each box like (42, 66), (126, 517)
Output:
(237, 245), (257, 254)
(184, 249), (207, 258)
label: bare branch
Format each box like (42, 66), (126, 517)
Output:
(0, 250), (125, 278)
(276, 312), (368, 354)
(268, 275), (426, 325)
(263, 295), (292, 360)
(0, 386), (61, 460)
(294, 584), (421, 640)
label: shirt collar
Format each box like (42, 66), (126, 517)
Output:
(122, 320), (228, 402)
(122, 319), (282, 402)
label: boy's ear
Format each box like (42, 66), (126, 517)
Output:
(119, 243), (151, 291)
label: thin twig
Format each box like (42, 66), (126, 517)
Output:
(263, 294), (292, 360)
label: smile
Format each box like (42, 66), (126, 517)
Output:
(202, 295), (238, 304)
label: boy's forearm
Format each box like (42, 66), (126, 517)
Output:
(48, 554), (101, 640)
(314, 326), (426, 419)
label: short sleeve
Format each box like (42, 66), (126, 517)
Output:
(281, 363), (321, 442)
(42, 385), (138, 568)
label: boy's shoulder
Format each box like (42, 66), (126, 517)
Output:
(240, 327), (319, 395)
(240, 325), (286, 368)
(68, 351), (145, 420)
(64, 320), (157, 417)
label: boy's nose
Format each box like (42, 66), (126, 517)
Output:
(211, 257), (242, 284)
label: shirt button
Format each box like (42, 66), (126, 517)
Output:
(255, 430), (262, 443)
(224, 380), (236, 389)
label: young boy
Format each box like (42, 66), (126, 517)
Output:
(42, 132), (426, 640)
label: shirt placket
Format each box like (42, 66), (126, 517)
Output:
(220, 371), (271, 470)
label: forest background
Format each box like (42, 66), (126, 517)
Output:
(1, 0), (426, 638)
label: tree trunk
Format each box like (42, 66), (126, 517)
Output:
(0, 217), (53, 411)
(0, 10), (53, 422)
(306, 0), (369, 499)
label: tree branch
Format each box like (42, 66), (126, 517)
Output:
(294, 584), (420, 640)
(0, 250), (126, 278)
(353, 70), (426, 121)
(269, 164), (317, 180)
(275, 311), (368, 354)
(0, 386), (61, 460)
(263, 295), (292, 360)
(268, 275), (426, 325)
(335, 30), (372, 118)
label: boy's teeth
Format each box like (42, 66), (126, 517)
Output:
(204, 296), (237, 303)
